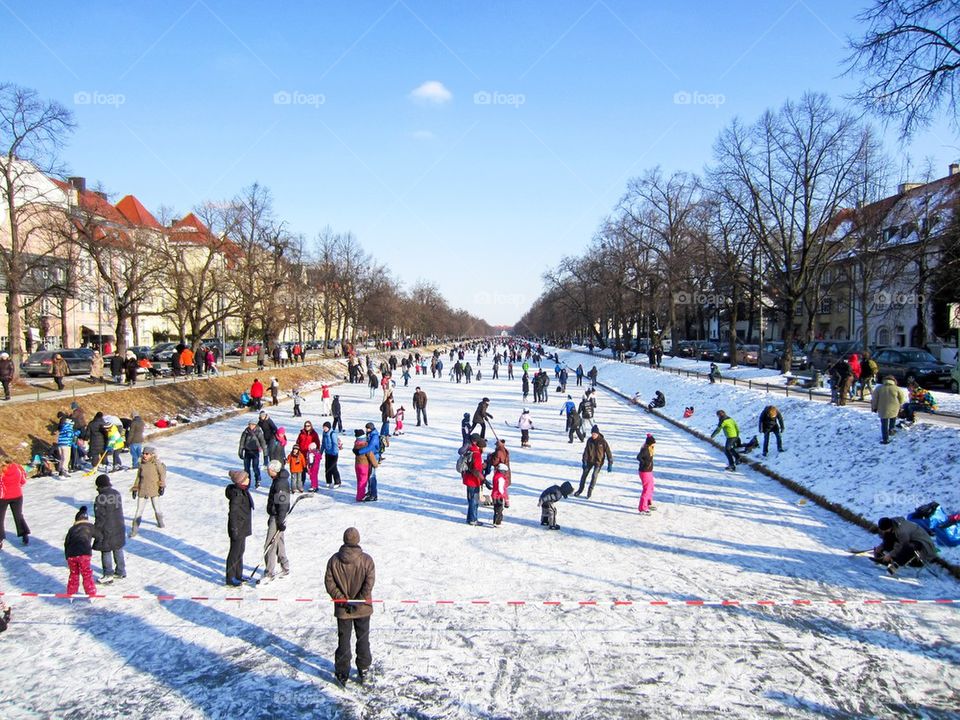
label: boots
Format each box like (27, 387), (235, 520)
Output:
(130, 518), (141, 537)
(156, 513), (165, 529)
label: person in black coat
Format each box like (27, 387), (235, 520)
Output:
(0, 352), (13, 400)
(263, 461), (291, 581)
(758, 405), (785, 456)
(64, 505), (102, 596)
(93, 474), (126, 582)
(331, 395), (343, 432)
(258, 411), (279, 468)
(108, 353), (124, 383)
(225, 470), (254, 586)
(85, 412), (107, 469)
(874, 516), (938, 571)
(538, 481), (574, 530)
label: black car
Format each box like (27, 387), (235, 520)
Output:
(20, 348), (95, 377)
(758, 342), (809, 370)
(151, 342), (178, 363)
(873, 347), (953, 387)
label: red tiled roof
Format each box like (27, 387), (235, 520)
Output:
(115, 195), (162, 230)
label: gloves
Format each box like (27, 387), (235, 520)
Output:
(607, 465), (613, 473)
(277, 522), (286, 532)
(131, 490), (137, 499)
(238, 452), (244, 459)
(158, 487), (165, 496)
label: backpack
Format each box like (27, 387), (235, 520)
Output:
(456, 450), (473, 474)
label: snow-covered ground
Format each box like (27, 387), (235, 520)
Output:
(1, 353), (959, 719)
(575, 344), (960, 415)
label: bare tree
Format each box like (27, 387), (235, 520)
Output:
(0, 83), (75, 372)
(846, 0), (960, 138)
(712, 94), (869, 370)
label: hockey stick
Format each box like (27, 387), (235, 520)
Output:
(846, 548), (874, 555)
(83, 451), (110, 477)
(247, 492), (315, 584)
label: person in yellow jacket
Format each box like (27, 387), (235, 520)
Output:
(103, 417), (126, 472)
(710, 410), (742, 471)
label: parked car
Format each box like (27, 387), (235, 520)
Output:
(674, 340), (713, 359)
(740, 345), (760, 365)
(873, 347), (953, 388)
(758, 342), (809, 371)
(21, 348), (95, 377)
(151, 342), (178, 363)
(128, 345), (153, 360)
(698, 343), (721, 361)
(804, 340), (867, 371)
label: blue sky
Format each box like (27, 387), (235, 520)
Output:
(3, 1), (958, 325)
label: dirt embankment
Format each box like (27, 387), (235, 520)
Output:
(0, 361), (351, 464)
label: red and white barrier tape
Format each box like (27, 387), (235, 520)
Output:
(1, 592), (956, 607)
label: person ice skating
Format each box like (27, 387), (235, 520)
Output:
(539, 481), (574, 530)
(521, 372), (530, 402)
(292, 388), (303, 418)
(567, 403), (585, 443)
(239, 419), (268, 489)
(258, 411), (280, 467)
(758, 405), (785, 456)
(127, 411), (145, 470)
(471, 397), (493, 438)
(322, 422), (342, 488)
(103, 416), (125, 472)
(394, 406), (405, 436)
(588, 366), (598, 388)
(64, 505), (102, 596)
(363, 423), (383, 502)
(491, 463), (509, 527)
(561, 395), (576, 432)
(413, 387), (428, 427)
(575, 426), (613, 498)
(325, 527), (376, 687)
(307, 443), (322, 492)
(0, 457), (30, 548)
(353, 430), (378, 502)
(711, 410), (742, 471)
(461, 434), (487, 526)
(871, 376), (906, 444)
(129, 446), (166, 536)
(873, 516), (938, 573)
(575, 363), (584, 387)
(262, 460), (291, 582)
(331, 395), (344, 432)
(288, 446), (306, 493)
(93, 474), (125, 582)
(55, 411), (74, 477)
(648, 391), (666, 411)
(320, 383), (331, 415)
(636, 434), (656, 514)
(518, 409), (535, 447)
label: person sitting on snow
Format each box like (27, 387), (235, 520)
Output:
(708, 363), (722, 384)
(647, 391), (666, 410)
(683, 406), (695, 419)
(873, 516), (938, 574)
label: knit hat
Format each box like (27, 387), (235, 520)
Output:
(228, 470), (248, 486)
(646, 434), (656, 444)
(354, 429), (365, 437)
(247, 419), (257, 426)
(268, 459), (282, 474)
(482, 397), (489, 403)
(343, 527), (360, 545)
(75, 505), (88, 521)
(143, 445), (156, 455)
(878, 517), (894, 532)
(365, 422), (375, 430)
(95, 474), (111, 489)
(591, 425), (600, 434)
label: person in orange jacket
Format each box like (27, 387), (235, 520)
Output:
(287, 445), (307, 493)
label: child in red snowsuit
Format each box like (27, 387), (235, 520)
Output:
(395, 406), (405, 436)
(64, 505), (102, 596)
(491, 464), (510, 527)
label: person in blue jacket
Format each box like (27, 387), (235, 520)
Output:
(560, 395), (576, 433)
(322, 421), (341, 488)
(362, 422), (381, 502)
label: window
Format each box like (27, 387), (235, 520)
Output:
(819, 298), (833, 314)
(876, 327), (891, 346)
(794, 303), (804, 317)
(883, 227), (897, 242)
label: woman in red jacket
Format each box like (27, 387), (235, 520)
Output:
(0, 457), (30, 548)
(250, 378), (265, 410)
(296, 421), (321, 455)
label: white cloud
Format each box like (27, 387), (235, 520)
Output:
(411, 130), (435, 140)
(410, 81), (452, 104)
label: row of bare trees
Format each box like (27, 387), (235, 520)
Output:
(519, 92), (957, 369)
(0, 83), (491, 377)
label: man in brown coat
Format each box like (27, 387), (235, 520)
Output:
(324, 526), (376, 687)
(52, 353), (69, 390)
(130, 446), (166, 537)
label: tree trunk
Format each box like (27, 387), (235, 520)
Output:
(7, 291), (23, 379)
(240, 322), (251, 367)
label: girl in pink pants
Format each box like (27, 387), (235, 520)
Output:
(636, 434), (656, 514)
